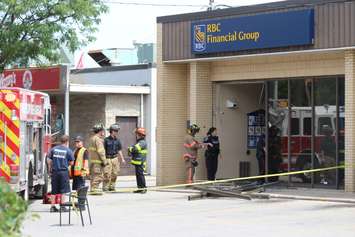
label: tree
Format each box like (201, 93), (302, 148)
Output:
(0, 0), (108, 71)
(0, 180), (28, 237)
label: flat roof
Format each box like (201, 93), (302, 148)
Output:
(157, 0), (352, 23)
(70, 63), (154, 74)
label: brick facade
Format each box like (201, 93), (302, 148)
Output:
(345, 49), (355, 192)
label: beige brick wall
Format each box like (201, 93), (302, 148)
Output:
(157, 23), (188, 185)
(70, 94), (106, 146)
(105, 94), (141, 128)
(211, 51), (344, 81)
(345, 49), (355, 192)
(188, 62), (212, 180)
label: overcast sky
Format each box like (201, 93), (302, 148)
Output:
(76, 0), (284, 67)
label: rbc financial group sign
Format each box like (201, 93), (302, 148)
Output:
(192, 9), (314, 54)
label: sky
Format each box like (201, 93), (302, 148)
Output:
(75, 0), (284, 67)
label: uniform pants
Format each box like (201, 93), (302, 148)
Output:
(134, 164), (146, 189)
(103, 157), (120, 190)
(90, 163), (104, 191)
(205, 154), (218, 181)
(322, 155), (336, 183)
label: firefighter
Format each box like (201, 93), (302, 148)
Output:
(268, 125), (282, 182)
(256, 134), (266, 183)
(47, 135), (74, 212)
(203, 127), (221, 181)
(70, 136), (89, 191)
(184, 124), (204, 184)
(103, 123), (126, 192)
(88, 123), (108, 193)
(320, 125), (336, 184)
(128, 127), (147, 193)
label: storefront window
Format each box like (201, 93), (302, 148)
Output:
(290, 79), (312, 185)
(267, 80), (288, 183)
(265, 76), (344, 189)
(314, 78), (337, 187)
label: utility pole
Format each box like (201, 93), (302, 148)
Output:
(208, 0), (214, 11)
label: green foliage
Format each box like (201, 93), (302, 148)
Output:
(0, 0), (108, 71)
(0, 180), (28, 237)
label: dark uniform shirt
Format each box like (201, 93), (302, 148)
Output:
(203, 135), (220, 157)
(48, 145), (74, 172)
(104, 136), (122, 158)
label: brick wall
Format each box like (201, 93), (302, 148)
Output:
(188, 62), (212, 180)
(157, 23), (188, 185)
(70, 94), (106, 146)
(345, 49), (355, 192)
(211, 52), (344, 81)
(105, 94), (141, 127)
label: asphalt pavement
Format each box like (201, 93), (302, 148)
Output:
(22, 177), (355, 237)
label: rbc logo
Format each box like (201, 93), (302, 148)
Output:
(193, 25), (206, 52)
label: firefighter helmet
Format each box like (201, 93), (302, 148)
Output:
(135, 127), (146, 136)
(188, 124), (200, 135)
(92, 123), (105, 133)
(108, 123), (120, 132)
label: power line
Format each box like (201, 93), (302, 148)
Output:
(103, 1), (207, 8)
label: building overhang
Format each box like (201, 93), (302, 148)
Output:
(69, 84), (150, 94)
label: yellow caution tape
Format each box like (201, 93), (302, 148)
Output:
(111, 164), (347, 193)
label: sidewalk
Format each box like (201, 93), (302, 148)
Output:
(263, 186), (355, 202)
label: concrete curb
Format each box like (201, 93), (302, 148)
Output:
(259, 192), (355, 204)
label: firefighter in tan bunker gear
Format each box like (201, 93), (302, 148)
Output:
(88, 123), (108, 193)
(183, 124), (204, 184)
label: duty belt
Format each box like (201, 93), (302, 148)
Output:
(106, 155), (118, 159)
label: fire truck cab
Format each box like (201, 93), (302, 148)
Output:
(279, 105), (344, 182)
(0, 88), (51, 200)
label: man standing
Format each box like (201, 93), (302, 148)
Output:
(70, 136), (89, 191)
(128, 127), (147, 194)
(88, 123), (108, 193)
(103, 124), (125, 192)
(47, 135), (74, 212)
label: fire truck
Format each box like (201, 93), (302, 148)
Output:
(276, 105), (344, 182)
(0, 88), (51, 200)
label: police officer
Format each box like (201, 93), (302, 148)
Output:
(88, 123), (108, 193)
(103, 124), (126, 192)
(203, 127), (221, 181)
(128, 127), (147, 193)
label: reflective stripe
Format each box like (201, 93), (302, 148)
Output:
(90, 160), (102, 164)
(184, 153), (196, 159)
(131, 160), (142, 165)
(184, 141), (197, 148)
(73, 148), (89, 177)
(88, 147), (96, 151)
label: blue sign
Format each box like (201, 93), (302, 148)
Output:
(191, 9), (314, 54)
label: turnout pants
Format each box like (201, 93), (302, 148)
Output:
(134, 164), (146, 189)
(205, 154), (218, 181)
(103, 157), (120, 191)
(90, 163), (104, 192)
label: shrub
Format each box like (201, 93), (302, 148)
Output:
(0, 180), (28, 237)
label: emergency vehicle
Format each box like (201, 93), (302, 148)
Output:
(277, 105), (344, 182)
(0, 88), (51, 200)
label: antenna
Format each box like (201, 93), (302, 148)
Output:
(208, 0), (214, 11)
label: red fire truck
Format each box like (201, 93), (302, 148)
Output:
(0, 88), (51, 199)
(278, 105), (344, 182)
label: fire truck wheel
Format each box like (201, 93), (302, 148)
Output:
(296, 155), (320, 183)
(33, 165), (48, 199)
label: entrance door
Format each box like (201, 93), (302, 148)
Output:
(116, 116), (137, 176)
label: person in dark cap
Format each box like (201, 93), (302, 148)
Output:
(70, 135), (89, 191)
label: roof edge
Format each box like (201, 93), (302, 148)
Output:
(157, 0), (352, 23)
